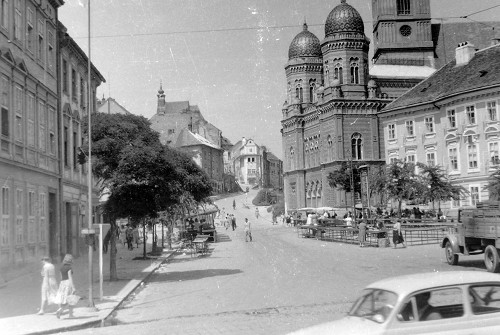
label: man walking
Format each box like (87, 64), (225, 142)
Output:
(244, 218), (252, 242)
(231, 215), (237, 231)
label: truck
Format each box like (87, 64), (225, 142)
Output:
(441, 201), (500, 272)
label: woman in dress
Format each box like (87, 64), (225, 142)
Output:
(55, 254), (76, 319)
(38, 256), (58, 315)
(392, 219), (407, 248)
(358, 219), (367, 247)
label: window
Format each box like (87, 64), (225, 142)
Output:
(38, 102), (46, 152)
(15, 189), (23, 245)
(324, 63), (329, 85)
(1, 187), (8, 246)
(470, 186), (480, 206)
(398, 288), (463, 322)
(490, 142), (499, 166)
(350, 62), (359, 84)
(351, 133), (362, 160)
(1, 0), (8, 30)
(71, 69), (77, 100)
(48, 107), (55, 154)
(466, 105), (476, 124)
(37, 19), (44, 62)
(447, 110), (456, 128)
(39, 193), (46, 242)
(469, 285), (500, 315)
(488, 101), (497, 121)
(426, 152), (436, 166)
(449, 147), (458, 170)
(309, 83), (315, 103)
(27, 93), (35, 147)
(425, 117), (434, 133)
(406, 154), (415, 164)
(334, 63), (343, 84)
(1, 76), (8, 138)
(80, 77), (85, 107)
(295, 84), (303, 101)
(28, 190), (35, 243)
(405, 120), (414, 136)
(389, 156), (399, 164)
(73, 129), (78, 168)
(467, 144), (478, 169)
(14, 85), (23, 143)
(397, 0), (411, 15)
(47, 30), (54, 72)
(62, 60), (68, 93)
(388, 124), (396, 139)
(27, 8), (33, 51)
(14, 0), (21, 41)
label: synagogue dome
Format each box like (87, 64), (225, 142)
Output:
(325, 0), (364, 37)
(288, 22), (322, 60)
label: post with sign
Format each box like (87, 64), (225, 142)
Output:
(93, 223), (110, 300)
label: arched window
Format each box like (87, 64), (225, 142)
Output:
(324, 61), (329, 85)
(351, 133), (363, 160)
(334, 63), (343, 84)
(290, 146), (295, 170)
(350, 63), (359, 84)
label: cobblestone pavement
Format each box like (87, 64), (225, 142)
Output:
(65, 190), (486, 335)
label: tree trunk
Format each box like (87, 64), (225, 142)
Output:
(109, 220), (118, 281)
(143, 220), (147, 259)
(398, 199), (402, 218)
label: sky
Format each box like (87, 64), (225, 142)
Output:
(59, 0), (500, 158)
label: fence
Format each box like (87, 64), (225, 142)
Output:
(297, 220), (453, 247)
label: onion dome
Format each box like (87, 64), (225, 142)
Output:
(325, 0), (364, 37)
(288, 22), (322, 60)
(367, 79), (377, 88)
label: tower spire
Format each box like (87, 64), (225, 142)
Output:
(156, 80), (166, 115)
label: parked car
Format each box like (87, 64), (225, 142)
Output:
(289, 271), (500, 334)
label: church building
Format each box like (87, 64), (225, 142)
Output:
(281, 0), (436, 211)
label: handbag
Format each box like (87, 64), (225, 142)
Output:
(66, 294), (81, 306)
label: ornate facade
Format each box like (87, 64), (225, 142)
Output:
(282, 0), (393, 211)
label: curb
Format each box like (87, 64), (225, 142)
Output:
(25, 250), (178, 335)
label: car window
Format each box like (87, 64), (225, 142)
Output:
(469, 285), (500, 315)
(398, 288), (464, 322)
(349, 289), (398, 323)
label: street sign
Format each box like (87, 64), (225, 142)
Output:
(81, 228), (95, 235)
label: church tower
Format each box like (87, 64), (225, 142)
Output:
(372, 0), (434, 67)
(321, 0), (370, 99)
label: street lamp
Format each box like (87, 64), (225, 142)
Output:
(358, 165), (370, 218)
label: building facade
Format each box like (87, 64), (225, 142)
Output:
(0, 0), (64, 269)
(149, 85), (225, 193)
(58, 22), (105, 259)
(96, 96), (131, 115)
(281, 1), (391, 211)
(380, 42), (500, 216)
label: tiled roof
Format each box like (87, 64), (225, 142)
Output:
(266, 152), (281, 162)
(164, 101), (190, 114)
(175, 128), (221, 150)
(383, 44), (500, 111)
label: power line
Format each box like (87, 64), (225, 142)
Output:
(71, 15), (499, 40)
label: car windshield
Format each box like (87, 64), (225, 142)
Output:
(349, 289), (398, 323)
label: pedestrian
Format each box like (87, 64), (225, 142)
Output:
(225, 214), (230, 230)
(255, 207), (259, 219)
(55, 254), (77, 319)
(233, 199), (236, 210)
(392, 219), (407, 248)
(119, 225), (127, 246)
(132, 226), (140, 248)
(244, 218), (252, 242)
(126, 225), (134, 250)
(37, 256), (58, 315)
(358, 219), (367, 247)
(231, 215), (237, 231)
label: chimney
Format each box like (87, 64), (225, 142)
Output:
(455, 42), (476, 66)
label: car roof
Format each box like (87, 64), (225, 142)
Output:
(366, 271), (500, 296)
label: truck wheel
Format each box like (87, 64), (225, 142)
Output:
(445, 241), (458, 265)
(484, 245), (500, 273)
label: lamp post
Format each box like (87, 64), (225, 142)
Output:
(346, 149), (356, 225)
(358, 165), (370, 218)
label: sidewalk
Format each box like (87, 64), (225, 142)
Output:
(0, 240), (176, 335)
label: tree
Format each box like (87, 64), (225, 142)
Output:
(84, 113), (212, 279)
(486, 167), (500, 200)
(382, 160), (422, 218)
(416, 163), (467, 211)
(327, 162), (361, 210)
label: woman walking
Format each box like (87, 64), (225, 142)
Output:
(392, 219), (407, 248)
(358, 220), (367, 248)
(38, 256), (58, 315)
(55, 254), (77, 319)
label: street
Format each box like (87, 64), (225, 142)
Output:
(65, 191), (486, 335)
